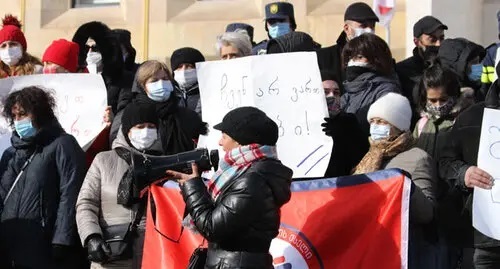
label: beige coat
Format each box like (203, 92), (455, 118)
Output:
(76, 132), (139, 269)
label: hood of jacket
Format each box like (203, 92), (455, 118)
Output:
(72, 21), (124, 79)
(343, 71), (400, 94)
(250, 159), (292, 207)
(266, 31), (315, 53)
(438, 38), (486, 82)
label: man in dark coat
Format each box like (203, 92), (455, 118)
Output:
(438, 62), (500, 268)
(72, 21), (134, 114)
(396, 16), (447, 111)
(252, 2), (320, 55)
(112, 29), (140, 75)
(438, 38), (486, 101)
(316, 2), (379, 90)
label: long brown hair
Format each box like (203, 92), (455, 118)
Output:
(0, 52), (42, 78)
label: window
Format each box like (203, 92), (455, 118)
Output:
(72, 0), (120, 8)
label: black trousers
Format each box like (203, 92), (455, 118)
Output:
(474, 247), (500, 269)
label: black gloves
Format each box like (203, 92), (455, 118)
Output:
(86, 234), (111, 263)
(321, 112), (361, 139)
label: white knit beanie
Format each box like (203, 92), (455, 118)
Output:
(367, 93), (412, 131)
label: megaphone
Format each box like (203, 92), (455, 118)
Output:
(132, 148), (219, 185)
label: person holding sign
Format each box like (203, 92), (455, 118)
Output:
(354, 92), (437, 269)
(166, 107), (292, 269)
(77, 103), (159, 269)
(0, 15), (42, 78)
(171, 47), (205, 115)
(439, 63), (500, 268)
(0, 86), (86, 269)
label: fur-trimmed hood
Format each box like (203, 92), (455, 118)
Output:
(72, 21), (124, 79)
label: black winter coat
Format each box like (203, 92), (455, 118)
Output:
(180, 159), (292, 269)
(0, 120), (86, 268)
(341, 71), (401, 135)
(396, 47), (426, 106)
(438, 81), (500, 248)
(316, 31), (348, 92)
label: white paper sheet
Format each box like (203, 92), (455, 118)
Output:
(196, 52), (333, 178)
(0, 74), (108, 155)
(474, 108), (500, 240)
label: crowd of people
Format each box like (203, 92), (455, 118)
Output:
(0, 1), (499, 268)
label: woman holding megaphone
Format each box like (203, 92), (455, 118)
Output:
(166, 106), (293, 269)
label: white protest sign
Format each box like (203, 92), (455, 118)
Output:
(474, 108), (500, 240)
(197, 52), (333, 178)
(0, 74), (108, 155)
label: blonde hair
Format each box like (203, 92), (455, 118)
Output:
(0, 52), (42, 78)
(137, 60), (173, 88)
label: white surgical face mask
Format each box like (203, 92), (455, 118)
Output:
(86, 52), (102, 74)
(347, 59), (369, 67)
(146, 80), (174, 102)
(0, 46), (23, 66)
(129, 127), (157, 150)
(174, 69), (198, 89)
(370, 123), (391, 141)
(353, 27), (374, 38)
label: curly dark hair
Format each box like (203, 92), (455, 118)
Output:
(342, 33), (393, 76)
(2, 86), (56, 127)
(416, 61), (460, 112)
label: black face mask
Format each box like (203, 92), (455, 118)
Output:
(345, 66), (372, 82)
(419, 45), (439, 62)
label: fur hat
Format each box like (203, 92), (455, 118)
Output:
(367, 93), (412, 131)
(0, 15), (27, 51)
(42, 39), (80, 73)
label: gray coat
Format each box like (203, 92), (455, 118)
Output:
(76, 131), (144, 269)
(383, 147), (437, 269)
(383, 147), (435, 223)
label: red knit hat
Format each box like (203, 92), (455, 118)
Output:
(42, 39), (80, 73)
(0, 15), (27, 51)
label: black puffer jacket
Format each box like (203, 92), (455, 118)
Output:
(341, 71), (401, 135)
(438, 81), (500, 248)
(0, 120), (86, 268)
(181, 159), (292, 269)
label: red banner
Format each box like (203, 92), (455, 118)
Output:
(142, 169), (410, 269)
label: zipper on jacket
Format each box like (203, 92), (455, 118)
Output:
(40, 191), (45, 227)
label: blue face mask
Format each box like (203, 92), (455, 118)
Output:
(468, 64), (482, 82)
(146, 80), (174, 102)
(268, 22), (291, 39)
(370, 123), (391, 141)
(14, 118), (36, 139)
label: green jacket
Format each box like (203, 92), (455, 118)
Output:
(413, 116), (455, 159)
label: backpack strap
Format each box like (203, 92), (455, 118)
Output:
(417, 117), (429, 137)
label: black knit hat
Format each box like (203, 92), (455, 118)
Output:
(121, 103), (159, 141)
(170, 47), (205, 71)
(344, 2), (379, 23)
(213, 107), (279, 146)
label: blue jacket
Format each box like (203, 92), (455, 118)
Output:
(481, 42), (500, 96)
